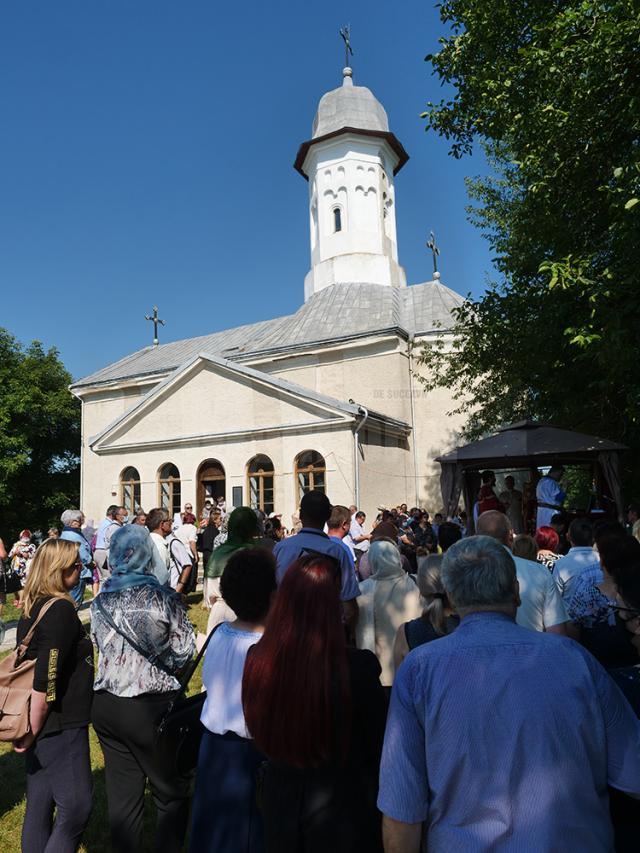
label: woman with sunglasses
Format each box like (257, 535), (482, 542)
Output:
(242, 555), (388, 852)
(14, 538), (94, 852)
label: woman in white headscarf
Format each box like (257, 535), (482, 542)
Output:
(355, 538), (422, 688)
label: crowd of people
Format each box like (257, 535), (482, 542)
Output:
(1, 482), (640, 853)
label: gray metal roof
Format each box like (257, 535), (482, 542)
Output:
(312, 74), (389, 138)
(72, 280), (464, 390)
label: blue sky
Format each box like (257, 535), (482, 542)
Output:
(0, 1), (494, 381)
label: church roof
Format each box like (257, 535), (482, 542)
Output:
(71, 280), (464, 391)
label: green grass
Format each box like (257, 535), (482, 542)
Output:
(0, 592), (211, 852)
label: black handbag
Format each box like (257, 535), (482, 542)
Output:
(0, 561), (22, 595)
(94, 595), (219, 776)
(155, 623), (220, 775)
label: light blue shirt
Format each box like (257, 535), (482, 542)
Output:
(273, 527), (360, 601)
(553, 546), (600, 603)
(94, 517), (112, 550)
(378, 611), (640, 852)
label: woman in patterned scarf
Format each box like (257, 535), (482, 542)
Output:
(90, 524), (195, 853)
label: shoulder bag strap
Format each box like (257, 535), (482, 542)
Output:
(94, 594), (175, 677)
(156, 622), (222, 735)
(175, 621), (221, 696)
(16, 598), (62, 660)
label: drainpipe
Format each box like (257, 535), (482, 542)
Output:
(352, 404), (369, 508)
(407, 334), (420, 507)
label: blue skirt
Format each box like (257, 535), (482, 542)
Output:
(190, 729), (265, 853)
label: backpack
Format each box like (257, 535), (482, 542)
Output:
(0, 598), (60, 742)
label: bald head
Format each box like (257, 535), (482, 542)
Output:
(476, 510), (513, 545)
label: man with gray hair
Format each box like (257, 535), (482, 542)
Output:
(476, 509), (569, 634)
(60, 509), (95, 605)
(378, 536), (640, 853)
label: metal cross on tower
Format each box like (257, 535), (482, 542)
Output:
(339, 25), (354, 69)
(145, 306), (165, 347)
(426, 230), (441, 275)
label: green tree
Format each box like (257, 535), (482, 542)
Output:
(0, 329), (80, 542)
(416, 1), (640, 486)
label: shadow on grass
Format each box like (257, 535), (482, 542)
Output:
(0, 747), (25, 817)
(0, 747), (163, 853)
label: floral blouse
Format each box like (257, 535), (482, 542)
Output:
(567, 566), (616, 627)
(91, 585), (195, 697)
(9, 540), (36, 578)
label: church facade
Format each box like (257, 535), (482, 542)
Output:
(71, 68), (466, 525)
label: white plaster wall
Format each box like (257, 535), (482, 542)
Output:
(303, 135), (406, 296)
(259, 338), (413, 425)
(81, 426), (354, 531)
(104, 363), (340, 448)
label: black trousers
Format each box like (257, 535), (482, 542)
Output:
(23, 726), (93, 853)
(260, 763), (383, 853)
(92, 690), (190, 853)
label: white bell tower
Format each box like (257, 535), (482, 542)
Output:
(294, 68), (409, 301)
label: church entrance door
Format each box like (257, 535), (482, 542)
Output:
(197, 459), (226, 518)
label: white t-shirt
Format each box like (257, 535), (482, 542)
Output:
(149, 532), (170, 586)
(348, 518), (369, 553)
(167, 535), (192, 589)
(200, 622), (262, 738)
(511, 551), (568, 631)
(175, 523), (197, 550)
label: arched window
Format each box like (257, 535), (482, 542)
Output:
(120, 467), (141, 514)
(197, 459), (226, 519)
(158, 463), (181, 516)
(295, 451), (326, 503)
(247, 455), (275, 515)
(333, 206), (342, 232)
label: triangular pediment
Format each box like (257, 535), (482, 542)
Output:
(91, 353), (359, 453)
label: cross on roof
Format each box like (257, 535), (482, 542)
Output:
(145, 306), (165, 347)
(426, 230), (441, 275)
(339, 25), (354, 69)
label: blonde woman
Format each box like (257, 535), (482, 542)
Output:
(393, 554), (459, 670)
(15, 539), (94, 852)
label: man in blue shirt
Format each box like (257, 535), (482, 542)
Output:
(60, 508), (95, 607)
(553, 517), (600, 603)
(274, 491), (359, 631)
(379, 535), (640, 853)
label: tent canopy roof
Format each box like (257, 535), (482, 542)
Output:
(436, 420), (627, 470)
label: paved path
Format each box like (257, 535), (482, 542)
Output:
(0, 600), (92, 652)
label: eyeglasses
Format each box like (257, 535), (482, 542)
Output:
(612, 604), (640, 623)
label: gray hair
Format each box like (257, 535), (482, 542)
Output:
(417, 553), (450, 636)
(60, 509), (84, 526)
(441, 536), (516, 610)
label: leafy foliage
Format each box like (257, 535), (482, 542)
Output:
(0, 329), (80, 541)
(416, 1), (640, 485)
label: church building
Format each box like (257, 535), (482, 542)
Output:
(71, 66), (466, 525)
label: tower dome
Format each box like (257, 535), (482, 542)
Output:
(312, 68), (390, 138)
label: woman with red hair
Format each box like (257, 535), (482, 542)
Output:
(535, 526), (561, 571)
(242, 555), (387, 852)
